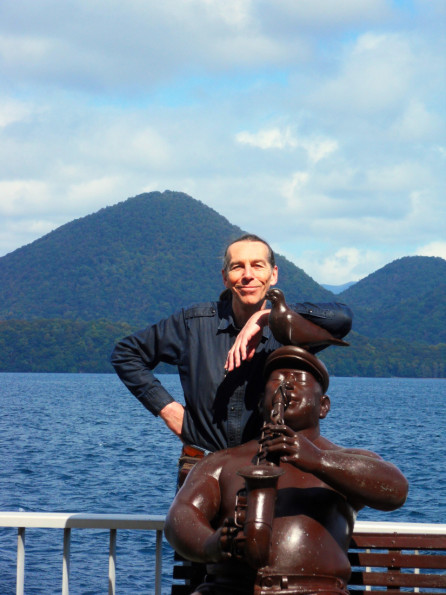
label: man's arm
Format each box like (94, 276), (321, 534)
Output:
(293, 302), (353, 342)
(110, 311), (186, 436)
(225, 302), (353, 371)
(261, 425), (408, 511)
(158, 402), (184, 437)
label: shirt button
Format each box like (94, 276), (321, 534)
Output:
(230, 406), (235, 411)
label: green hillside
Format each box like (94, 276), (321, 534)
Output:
(0, 191), (331, 326)
(0, 191), (444, 377)
(338, 256), (446, 344)
(0, 319), (443, 377)
(0, 319), (134, 373)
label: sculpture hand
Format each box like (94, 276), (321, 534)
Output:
(204, 518), (241, 561)
(259, 423), (321, 472)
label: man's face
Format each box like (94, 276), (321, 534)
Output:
(222, 241), (278, 309)
(264, 368), (329, 431)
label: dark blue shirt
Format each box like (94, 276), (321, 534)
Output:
(111, 300), (352, 452)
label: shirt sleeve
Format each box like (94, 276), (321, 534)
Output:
(110, 310), (187, 416)
(292, 302), (353, 340)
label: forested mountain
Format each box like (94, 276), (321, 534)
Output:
(0, 191), (331, 326)
(0, 190), (444, 377)
(338, 256), (446, 344)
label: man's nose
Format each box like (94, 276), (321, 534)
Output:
(242, 264), (254, 278)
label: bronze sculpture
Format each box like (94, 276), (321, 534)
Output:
(266, 288), (349, 350)
(165, 345), (408, 595)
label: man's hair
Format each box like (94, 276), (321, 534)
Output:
(222, 233), (276, 274)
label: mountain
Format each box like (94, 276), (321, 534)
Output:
(338, 256), (446, 344)
(322, 282), (356, 294)
(0, 191), (332, 327)
(0, 191), (444, 377)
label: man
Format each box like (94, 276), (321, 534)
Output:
(111, 234), (352, 454)
(164, 346), (408, 595)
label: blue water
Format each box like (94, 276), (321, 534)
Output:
(1, 373), (445, 594)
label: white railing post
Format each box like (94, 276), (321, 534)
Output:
(155, 529), (163, 595)
(17, 527), (25, 595)
(62, 527), (71, 595)
(108, 528), (117, 595)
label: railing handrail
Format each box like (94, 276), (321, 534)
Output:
(1, 513), (446, 595)
(0, 511), (165, 530)
(2, 511), (446, 534)
(0, 511), (166, 595)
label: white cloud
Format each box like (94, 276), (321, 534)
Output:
(0, 0), (444, 286)
(65, 177), (123, 204)
(416, 242), (446, 260)
(0, 180), (52, 216)
(310, 33), (419, 115)
(278, 245), (388, 284)
(236, 127), (298, 150)
(391, 100), (444, 142)
(236, 127), (338, 163)
(282, 171), (311, 209)
(0, 98), (32, 127)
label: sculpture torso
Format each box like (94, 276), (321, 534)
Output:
(209, 439), (355, 581)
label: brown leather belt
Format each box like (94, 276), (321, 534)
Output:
(177, 444), (210, 489)
(181, 444), (208, 458)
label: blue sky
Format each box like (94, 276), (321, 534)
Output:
(0, 0), (444, 284)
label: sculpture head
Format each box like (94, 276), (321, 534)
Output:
(265, 287), (283, 304)
(263, 346), (330, 431)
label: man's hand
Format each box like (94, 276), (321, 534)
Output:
(259, 423), (321, 471)
(225, 310), (270, 372)
(159, 401), (185, 438)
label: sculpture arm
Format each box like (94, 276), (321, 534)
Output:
(311, 446), (408, 511)
(261, 426), (408, 511)
(165, 457), (238, 562)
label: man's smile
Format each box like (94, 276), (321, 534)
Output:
(235, 285), (263, 290)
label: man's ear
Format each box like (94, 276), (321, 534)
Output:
(221, 268), (230, 288)
(271, 265), (278, 286)
(319, 395), (331, 419)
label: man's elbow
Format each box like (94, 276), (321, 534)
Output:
(372, 476), (409, 512)
(332, 304), (353, 339)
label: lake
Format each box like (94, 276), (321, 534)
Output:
(1, 373), (445, 593)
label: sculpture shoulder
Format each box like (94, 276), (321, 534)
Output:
(316, 436), (383, 460)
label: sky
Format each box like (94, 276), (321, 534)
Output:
(0, 0), (445, 285)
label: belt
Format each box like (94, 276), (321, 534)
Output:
(177, 444), (211, 489)
(181, 444), (211, 459)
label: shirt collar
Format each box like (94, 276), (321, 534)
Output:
(217, 300), (238, 332)
(217, 300), (271, 341)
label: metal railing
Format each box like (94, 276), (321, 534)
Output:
(0, 511), (165, 595)
(1, 513), (445, 595)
